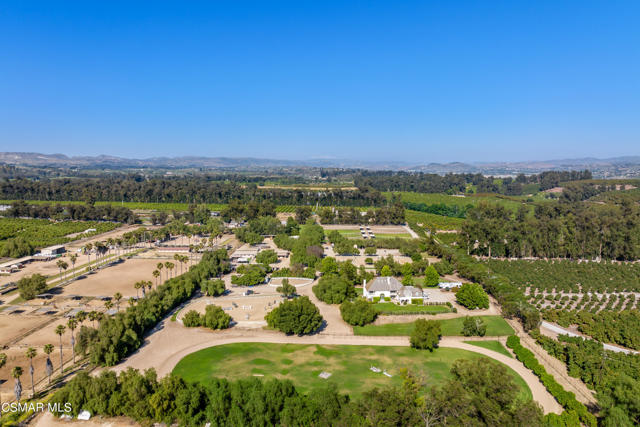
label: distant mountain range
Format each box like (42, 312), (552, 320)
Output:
(1, 152), (639, 178)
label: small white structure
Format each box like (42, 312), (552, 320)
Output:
(438, 282), (463, 290)
(77, 410), (91, 420)
(318, 371), (332, 379)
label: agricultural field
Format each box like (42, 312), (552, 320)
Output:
(172, 342), (531, 400)
(405, 210), (464, 231)
(353, 316), (514, 337)
(0, 217), (119, 251)
(0, 199), (228, 212)
(485, 259), (640, 294)
(386, 192), (529, 212)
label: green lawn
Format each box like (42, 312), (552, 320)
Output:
(374, 303), (451, 315)
(464, 340), (512, 358)
(372, 233), (412, 239)
(353, 316), (515, 337)
(172, 342), (531, 400)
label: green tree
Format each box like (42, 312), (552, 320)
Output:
(456, 283), (489, 309)
(461, 316), (487, 337)
(423, 265), (440, 287)
(380, 265), (393, 277)
(202, 305), (232, 330)
(256, 249), (278, 265)
(266, 296), (323, 335)
(276, 278), (297, 299)
(340, 299), (378, 326)
(410, 319), (441, 351)
(182, 310), (202, 327)
(313, 275), (356, 304)
(17, 274), (47, 300)
(203, 278), (226, 296)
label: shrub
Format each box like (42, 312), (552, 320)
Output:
(410, 319), (441, 351)
(364, 257), (373, 264)
(384, 296), (391, 302)
(411, 298), (423, 305)
(340, 299), (378, 326)
(456, 283), (489, 309)
(364, 247), (377, 256)
(231, 264), (267, 286)
(266, 296), (323, 335)
(182, 310), (202, 327)
(202, 305), (232, 330)
(506, 336), (596, 427)
(373, 296), (381, 303)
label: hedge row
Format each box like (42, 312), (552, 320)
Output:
(89, 249), (231, 366)
(506, 336), (596, 427)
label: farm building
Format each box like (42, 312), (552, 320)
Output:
(39, 245), (66, 257)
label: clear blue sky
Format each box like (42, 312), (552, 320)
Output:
(1, 1), (639, 163)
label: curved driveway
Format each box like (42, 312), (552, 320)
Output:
(112, 319), (561, 414)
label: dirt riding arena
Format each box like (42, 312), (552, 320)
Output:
(57, 258), (163, 299)
(179, 292), (283, 327)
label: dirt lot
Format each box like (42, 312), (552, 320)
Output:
(58, 258), (163, 299)
(0, 315), (52, 345)
(179, 292), (282, 326)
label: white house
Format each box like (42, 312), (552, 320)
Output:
(363, 277), (429, 303)
(438, 282), (463, 290)
(362, 276), (403, 300)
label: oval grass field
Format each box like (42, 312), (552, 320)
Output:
(172, 342), (531, 400)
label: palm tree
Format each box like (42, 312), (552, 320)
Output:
(67, 318), (78, 364)
(76, 310), (87, 325)
(104, 300), (114, 312)
(157, 262), (164, 282)
(113, 292), (122, 311)
(164, 261), (172, 280)
(43, 344), (54, 384)
(134, 281), (142, 298)
(25, 347), (36, 398)
(0, 353), (6, 408)
(88, 310), (98, 328)
(84, 243), (93, 269)
(55, 325), (66, 374)
(166, 262), (175, 279)
(152, 269), (160, 288)
(12, 367), (23, 402)
(174, 254), (182, 275)
(128, 297), (136, 308)
(56, 259), (65, 279)
(69, 253), (78, 276)
(181, 255), (189, 274)
(60, 260), (69, 281)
